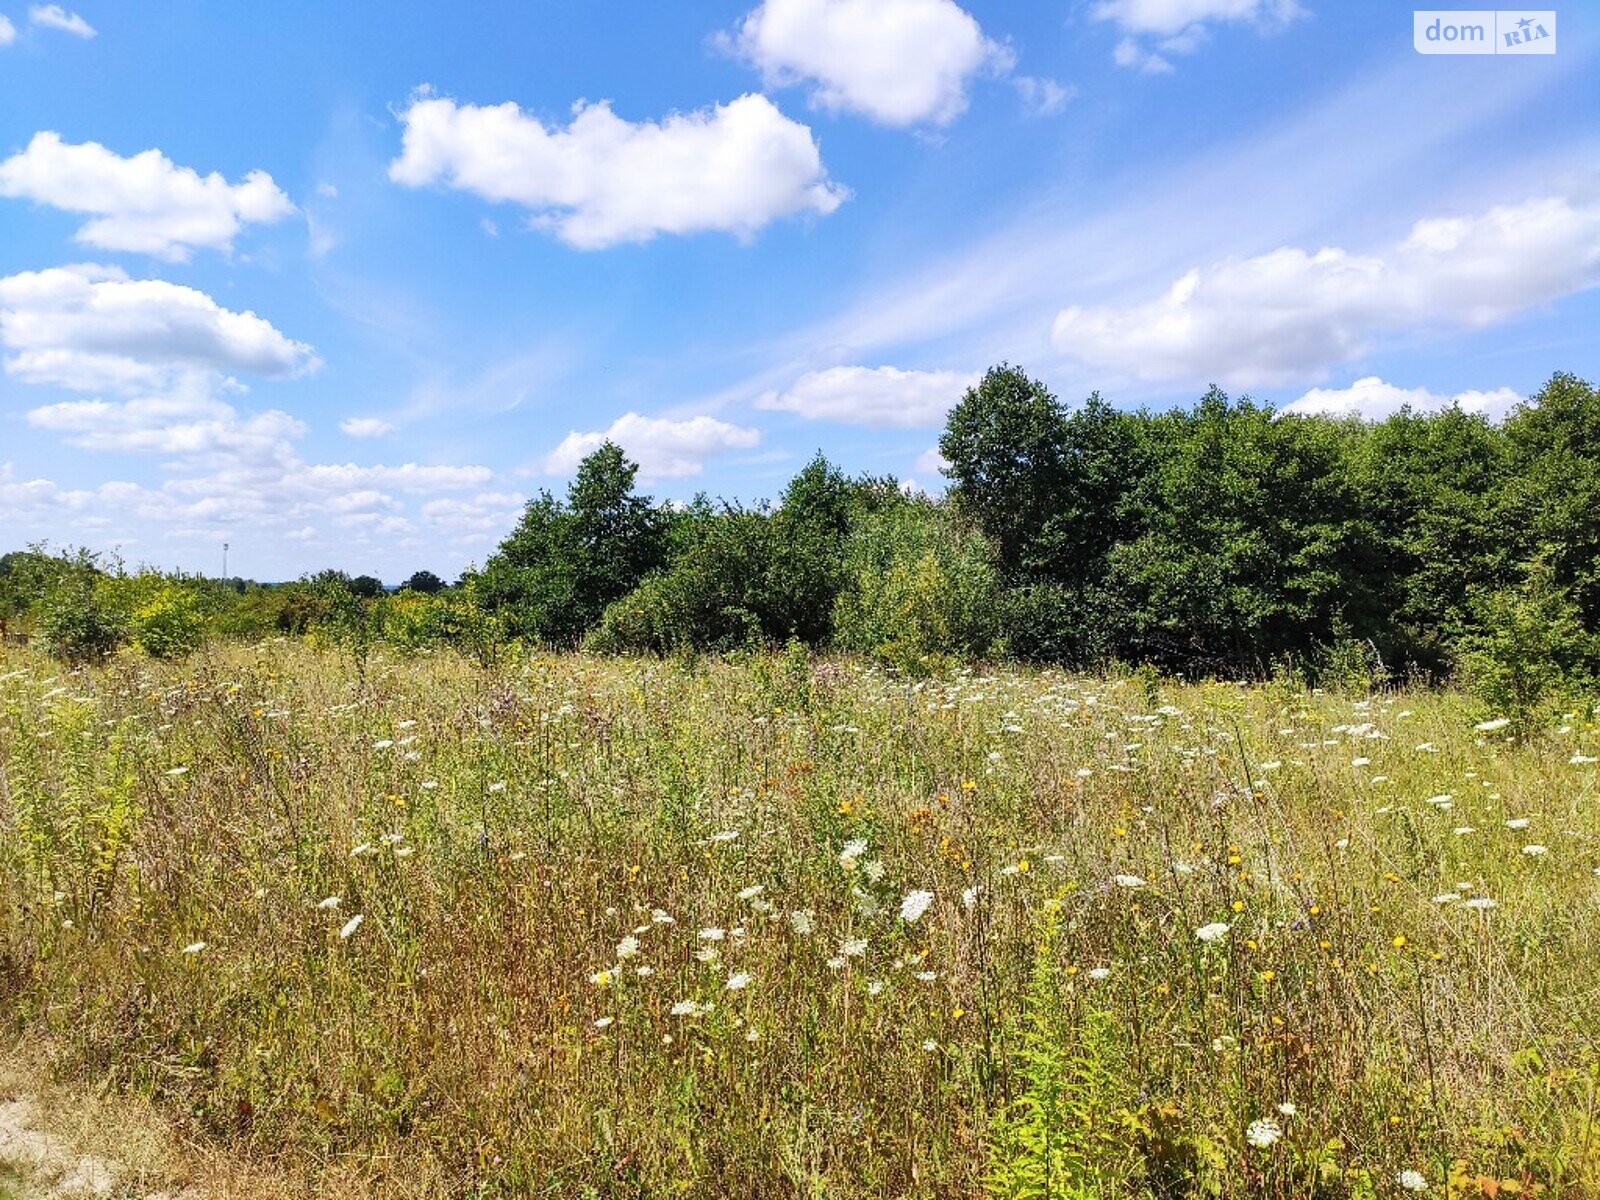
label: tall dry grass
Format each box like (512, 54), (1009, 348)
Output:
(1, 643), (1598, 1197)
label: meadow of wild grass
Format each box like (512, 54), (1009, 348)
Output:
(1, 642), (1599, 1198)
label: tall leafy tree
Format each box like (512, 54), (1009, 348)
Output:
(940, 365), (1072, 577)
(478, 442), (665, 644)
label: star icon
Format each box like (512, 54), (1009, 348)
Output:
(1517, 17), (1534, 29)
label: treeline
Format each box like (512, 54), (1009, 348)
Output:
(5, 366), (1599, 715)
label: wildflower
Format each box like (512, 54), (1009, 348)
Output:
(725, 971), (751, 991)
(709, 830), (740, 843)
(670, 999), (711, 1018)
(1195, 922), (1231, 943)
(1522, 844), (1549, 857)
(1461, 897), (1497, 910)
(698, 927), (726, 941)
(1277, 1102), (1296, 1116)
(593, 1016), (614, 1029)
(961, 886), (981, 909)
(317, 896), (340, 910)
(841, 937), (868, 958)
(1087, 966), (1111, 980)
(164, 766), (189, 776)
(900, 890), (935, 923)
(616, 935), (641, 959)
(1506, 818), (1531, 830)
(914, 970), (938, 982)
(1113, 874), (1146, 888)
(839, 838), (868, 868)
(1396, 1169), (1428, 1192)
(1245, 1118), (1282, 1148)
(1474, 718), (1511, 733)
(789, 910), (814, 936)
(922, 1039), (938, 1051)
(737, 885), (765, 901)
(863, 859), (886, 883)
(182, 941), (206, 954)
(339, 914), (364, 939)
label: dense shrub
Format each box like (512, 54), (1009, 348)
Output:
(130, 585), (206, 659)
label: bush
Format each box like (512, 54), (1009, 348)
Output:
(39, 573), (126, 664)
(1456, 556), (1599, 733)
(832, 500), (1002, 671)
(131, 586), (206, 659)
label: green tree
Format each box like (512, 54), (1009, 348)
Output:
(401, 569), (446, 594)
(940, 365), (1072, 577)
(479, 442), (665, 644)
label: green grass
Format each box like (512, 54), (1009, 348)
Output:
(1, 644), (1598, 1197)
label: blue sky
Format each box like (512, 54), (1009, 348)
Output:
(1, 1), (1595, 581)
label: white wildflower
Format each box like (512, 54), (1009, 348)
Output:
(1245, 1117), (1282, 1148)
(900, 890), (934, 923)
(1195, 922), (1231, 943)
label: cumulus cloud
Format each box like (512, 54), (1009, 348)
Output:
(389, 90), (846, 249)
(340, 417), (396, 438)
(722, 0), (1011, 127)
(27, 391), (306, 463)
(1051, 193), (1600, 387)
(0, 16), (15, 45)
(421, 491), (528, 539)
(1282, 376), (1525, 421)
(1093, 0), (1303, 72)
(542, 413), (761, 479)
(0, 133), (294, 260)
(914, 447), (950, 475)
(0, 264), (318, 394)
(1, 264), (503, 566)
(28, 4), (94, 37)
(756, 365), (974, 427)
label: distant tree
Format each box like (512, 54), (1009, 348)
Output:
(402, 569), (446, 594)
(1501, 373), (1600, 629)
(766, 453), (858, 644)
(479, 442), (665, 644)
(349, 574), (385, 599)
(939, 365), (1072, 577)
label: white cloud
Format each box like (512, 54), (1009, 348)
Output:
(27, 391), (305, 462)
(542, 413), (761, 479)
(1094, 0), (1303, 72)
(340, 417), (396, 439)
(0, 133), (294, 260)
(756, 365), (973, 427)
(389, 90), (846, 249)
(914, 447), (950, 475)
(28, 4), (94, 37)
(1051, 193), (1600, 387)
(0, 15), (15, 45)
(1014, 76), (1075, 117)
(723, 0), (1010, 127)
(421, 491), (527, 537)
(1282, 376), (1524, 421)
(0, 264), (318, 393)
